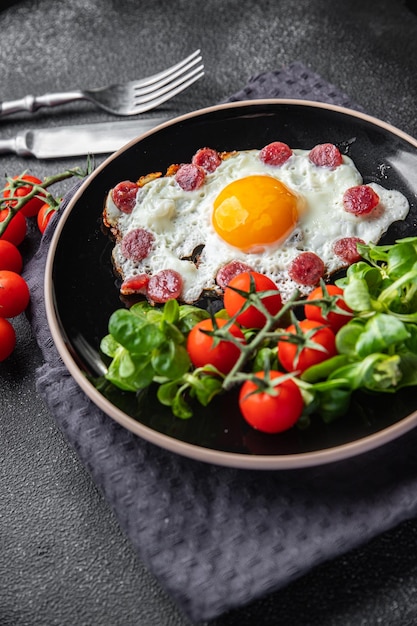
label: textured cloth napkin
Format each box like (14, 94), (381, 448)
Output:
(24, 62), (417, 623)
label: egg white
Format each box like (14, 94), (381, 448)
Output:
(106, 148), (410, 303)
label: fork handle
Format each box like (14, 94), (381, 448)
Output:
(0, 91), (85, 116)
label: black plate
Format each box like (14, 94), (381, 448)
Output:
(45, 100), (417, 469)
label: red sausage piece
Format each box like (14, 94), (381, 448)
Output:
(175, 164), (206, 191)
(216, 260), (254, 289)
(343, 185), (380, 216)
(333, 237), (365, 264)
(259, 141), (293, 166)
(288, 252), (325, 286)
(147, 269), (183, 303)
(112, 181), (138, 213)
(192, 148), (222, 173)
(308, 143), (343, 169)
(120, 228), (154, 262)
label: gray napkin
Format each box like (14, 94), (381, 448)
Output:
(23, 62), (417, 623)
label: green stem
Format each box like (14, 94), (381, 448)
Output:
(0, 166), (88, 237)
(378, 269), (417, 307)
(222, 294), (302, 391)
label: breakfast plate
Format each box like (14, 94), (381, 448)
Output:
(45, 99), (417, 469)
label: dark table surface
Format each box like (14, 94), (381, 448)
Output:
(2, 1), (417, 624)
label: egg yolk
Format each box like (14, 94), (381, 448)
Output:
(212, 175), (300, 252)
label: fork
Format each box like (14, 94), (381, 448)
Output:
(0, 49), (204, 117)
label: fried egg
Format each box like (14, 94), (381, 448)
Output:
(104, 146), (409, 303)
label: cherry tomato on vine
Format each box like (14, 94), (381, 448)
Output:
(0, 209), (27, 246)
(0, 317), (16, 361)
(224, 271), (282, 328)
(37, 202), (56, 234)
(186, 317), (245, 375)
(0, 270), (30, 318)
(277, 319), (336, 374)
(4, 174), (45, 218)
(0, 240), (23, 273)
(239, 370), (304, 434)
(304, 284), (353, 332)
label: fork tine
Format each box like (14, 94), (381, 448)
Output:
(133, 64), (204, 107)
(132, 54), (203, 96)
(131, 69), (205, 114)
(132, 49), (202, 89)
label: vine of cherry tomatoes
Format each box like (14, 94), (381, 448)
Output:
(185, 271), (353, 434)
(0, 163), (93, 362)
(0, 174), (58, 361)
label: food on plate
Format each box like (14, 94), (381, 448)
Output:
(304, 284), (353, 332)
(99, 142), (415, 437)
(223, 271), (283, 328)
(186, 317), (246, 374)
(277, 319), (337, 374)
(103, 142), (409, 305)
(238, 371), (304, 434)
(100, 236), (417, 436)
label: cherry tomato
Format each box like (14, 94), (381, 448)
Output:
(0, 209), (27, 246)
(304, 284), (353, 332)
(186, 317), (245, 375)
(37, 202), (56, 234)
(224, 271), (282, 328)
(277, 319), (336, 374)
(0, 270), (30, 318)
(0, 240), (23, 273)
(4, 174), (45, 218)
(0, 317), (16, 361)
(239, 370), (304, 434)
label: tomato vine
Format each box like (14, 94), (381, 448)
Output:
(0, 162), (91, 361)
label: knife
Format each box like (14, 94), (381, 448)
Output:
(0, 117), (169, 159)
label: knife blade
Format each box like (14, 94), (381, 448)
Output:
(0, 117), (169, 159)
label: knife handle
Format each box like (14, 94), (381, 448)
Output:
(0, 91), (84, 116)
(0, 137), (18, 155)
(0, 133), (33, 157)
